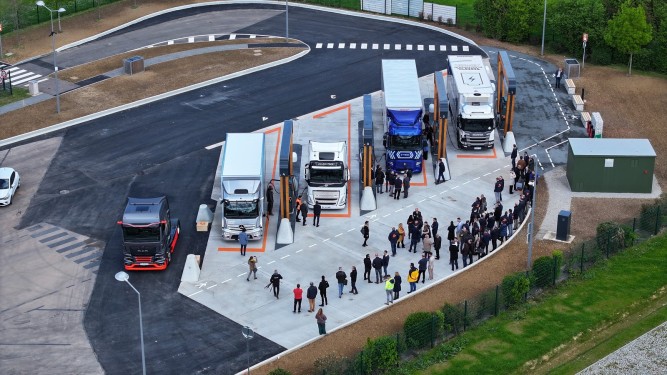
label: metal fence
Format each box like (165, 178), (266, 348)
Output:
(311, 195), (667, 374)
(0, 0), (122, 34)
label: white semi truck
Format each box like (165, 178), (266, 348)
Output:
(220, 133), (265, 240)
(304, 141), (349, 209)
(446, 55), (496, 149)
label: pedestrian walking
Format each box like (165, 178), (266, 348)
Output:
(313, 201), (322, 226)
(431, 218), (439, 237)
(238, 226), (248, 256)
(293, 284), (303, 313)
(394, 175), (403, 199)
(269, 270), (283, 299)
(350, 266), (358, 294)
(407, 263), (418, 293)
(418, 254), (428, 283)
(335, 267), (347, 298)
(375, 165), (385, 194)
(386, 170), (395, 195)
(266, 183), (274, 216)
(315, 308), (327, 335)
(307, 282), (318, 312)
(318, 275), (329, 306)
(447, 220), (456, 242)
(300, 200), (309, 226)
(403, 175), (411, 198)
(363, 254), (372, 283)
(423, 232), (433, 254)
(393, 271), (402, 300)
(382, 250), (390, 277)
(397, 223), (406, 248)
(384, 275), (394, 305)
(361, 221), (370, 247)
(511, 144), (518, 169)
(555, 67), (563, 88)
(436, 159), (446, 184)
(372, 253), (383, 284)
(388, 227), (399, 256)
(409, 224), (420, 253)
(449, 240), (459, 271)
(428, 254), (435, 280)
(246, 256), (258, 281)
(433, 233), (442, 260)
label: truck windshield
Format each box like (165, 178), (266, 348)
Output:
(460, 118), (494, 132)
(123, 226), (160, 242)
(388, 135), (421, 150)
(309, 165), (344, 184)
(224, 201), (259, 218)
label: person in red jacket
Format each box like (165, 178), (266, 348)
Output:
(293, 284), (303, 313)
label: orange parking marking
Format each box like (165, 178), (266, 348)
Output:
(410, 160), (429, 186)
(456, 147), (497, 159)
(310, 104), (352, 218)
(218, 127), (282, 252)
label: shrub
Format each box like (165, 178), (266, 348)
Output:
(532, 256), (553, 288)
(442, 303), (465, 335)
(438, 16), (443, 24)
(404, 311), (441, 349)
(355, 336), (398, 374)
(446, 18), (454, 26)
(552, 250), (563, 280)
(639, 203), (662, 234)
(596, 222), (625, 252)
(502, 272), (530, 308)
(268, 368), (292, 375)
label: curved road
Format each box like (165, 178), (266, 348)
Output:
(17, 3), (483, 374)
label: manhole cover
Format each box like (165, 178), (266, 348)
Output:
(59, 190), (70, 195)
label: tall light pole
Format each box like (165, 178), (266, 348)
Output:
(115, 271), (147, 375)
(242, 326), (254, 375)
(540, 0), (547, 56)
(285, 0), (289, 41)
(36, 1), (65, 114)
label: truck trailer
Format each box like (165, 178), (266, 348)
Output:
(446, 55), (496, 149)
(220, 133), (265, 240)
(304, 141), (349, 209)
(381, 59), (424, 173)
(118, 196), (180, 271)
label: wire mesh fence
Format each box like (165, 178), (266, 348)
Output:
(311, 196), (667, 375)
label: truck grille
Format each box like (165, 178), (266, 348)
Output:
(314, 190), (339, 205)
(134, 256), (153, 263)
(465, 134), (492, 147)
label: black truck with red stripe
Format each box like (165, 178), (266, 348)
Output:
(117, 196), (180, 271)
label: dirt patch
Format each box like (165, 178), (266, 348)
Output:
(61, 38), (293, 82)
(570, 198), (654, 239)
(0, 46), (304, 139)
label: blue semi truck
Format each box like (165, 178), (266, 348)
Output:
(381, 59), (424, 174)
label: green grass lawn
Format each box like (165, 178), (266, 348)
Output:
(0, 87), (31, 106)
(396, 234), (667, 374)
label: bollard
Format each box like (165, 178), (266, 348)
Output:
(581, 87), (585, 101)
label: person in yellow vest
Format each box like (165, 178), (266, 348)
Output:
(407, 263), (419, 293)
(384, 275), (394, 305)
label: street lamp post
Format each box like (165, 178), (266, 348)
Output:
(115, 271), (147, 375)
(242, 326), (254, 375)
(285, 0), (289, 41)
(36, 1), (65, 114)
(540, 0), (547, 56)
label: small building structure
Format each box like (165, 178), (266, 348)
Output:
(566, 138), (656, 193)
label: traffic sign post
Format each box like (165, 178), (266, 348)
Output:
(242, 326), (254, 375)
(0, 23), (4, 58)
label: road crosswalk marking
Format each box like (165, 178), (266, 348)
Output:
(0, 63), (47, 87)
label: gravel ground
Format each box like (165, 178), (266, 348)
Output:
(578, 320), (667, 375)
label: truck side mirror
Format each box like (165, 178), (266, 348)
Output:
(304, 164), (309, 181)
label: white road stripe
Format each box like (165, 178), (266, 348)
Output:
(429, 45), (435, 51)
(372, 43), (379, 49)
(322, 238), (330, 242)
(429, 195), (436, 198)
(188, 290), (203, 297)
(361, 43), (368, 49)
(327, 43), (334, 49)
(238, 273), (246, 277)
(350, 43), (356, 49)
(451, 45), (458, 51)
(334, 233), (343, 237)
(383, 44), (390, 50)
(188, 37), (194, 43)
(463, 46), (469, 52)
(205, 141), (225, 150)
(405, 204), (414, 207)
(267, 260), (276, 264)
(207, 284), (218, 289)
(14, 75), (43, 85)
(296, 249), (303, 253)
(395, 44), (401, 50)
(167, 40), (174, 45)
(395, 208), (403, 212)
(493, 168), (501, 172)
(406, 44), (413, 50)
(309, 244), (317, 247)
(417, 45), (424, 51)
(338, 43), (345, 49)
(221, 278), (232, 284)
(462, 181), (470, 185)
(347, 228), (356, 232)
(209, 35), (215, 41)
(418, 199), (425, 203)
(281, 255), (290, 259)
(440, 45), (446, 51)
(383, 213), (391, 217)
(229, 34), (236, 40)
(316, 43), (322, 48)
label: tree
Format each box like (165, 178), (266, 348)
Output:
(604, 1), (653, 75)
(548, 0), (606, 55)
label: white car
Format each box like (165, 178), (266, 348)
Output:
(0, 167), (20, 206)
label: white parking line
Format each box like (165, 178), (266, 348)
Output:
(281, 255), (291, 259)
(296, 249), (303, 253)
(316, 43), (322, 48)
(406, 44), (413, 50)
(372, 43), (379, 49)
(428, 45), (435, 51)
(429, 195), (436, 198)
(207, 284), (218, 289)
(267, 260), (276, 265)
(440, 45), (446, 51)
(237, 273), (246, 277)
(451, 45), (458, 51)
(472, 177), (480, 181)
(417, 45), (424, 51)
(405, 204), (414, 207)
(322, 238), (330, 242)
(350, 43), (357, 49)
(309, 244), (317, 247)
(418, 199), (425, 203)
(383, 44), (390, 50)
(327, 43), (334, 48)
(335, 233), (343, 237)
(347, 228), (356, 232)
(361, 43), (368, 49)
(372, 218), (380, 222)
(462, 181), (470, 185)
(338, 43), (345, 49)
(383, 213), (391, 217)
(188, 290), (203, 297)
(221, 278), (232, 283)
(395, 44), (401, 50)
(493, 168), (501, 172)
(395, 208), (403, 212)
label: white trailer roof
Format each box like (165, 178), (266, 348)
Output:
(448, 55), (495, 94)
(381, 60), (422, 109)
(221, 133), (265, 177)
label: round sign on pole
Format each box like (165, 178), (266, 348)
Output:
(583, 33), (588, 42)
(1, 70), (7, 80)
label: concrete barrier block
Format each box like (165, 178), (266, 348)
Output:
(276, 218), (294, 245)
(503, 131), (516, 153)
(360, 186), (377, 211)
(181, 254), (201, 283)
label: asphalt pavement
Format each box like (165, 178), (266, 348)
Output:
(0, 2), (582, 374)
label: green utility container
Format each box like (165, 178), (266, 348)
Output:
(567, 138), (655, 193)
